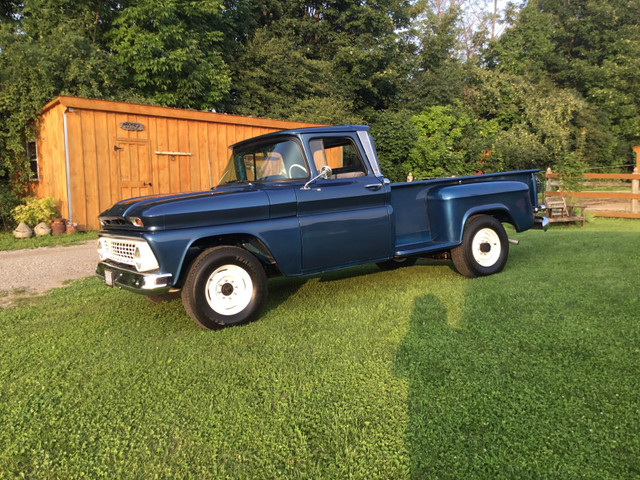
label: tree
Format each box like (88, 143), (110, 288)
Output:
(107, 0), (231, 109)
(404, 0), (464, 110)
(0, 0), (233, 229)
(0, 0), (118, 228)
(228, 27), (361, 124)
(406, 103), (473, 178)
(487, 0), (640, 168)
(370, 110), (419, 182)
(224, 0), (412, 120)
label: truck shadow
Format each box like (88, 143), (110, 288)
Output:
(261, 276), (309, 317)
(262, 258), (457, 319)
(314, 258), (454, 283)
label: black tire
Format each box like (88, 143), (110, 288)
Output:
(181, 246), (268, 329)
(376, 256), (417, 271)
(451, 215), (509, 278)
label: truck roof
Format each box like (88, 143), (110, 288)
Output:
(231, 124), (371, 150)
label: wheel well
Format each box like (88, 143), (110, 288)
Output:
(467, 210), (514, 228)
(175, 234), (279, 288)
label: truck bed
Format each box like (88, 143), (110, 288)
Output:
(389, 170), (540, 255)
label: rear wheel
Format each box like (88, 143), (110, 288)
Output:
(451, 215), (509, 278)
(181, 246), (267, 329)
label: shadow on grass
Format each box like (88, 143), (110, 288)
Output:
(396, 228), (640, 479)
(261, 275), (309, 316)
(395, 295), (450, 479)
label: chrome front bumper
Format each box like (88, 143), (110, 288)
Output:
(96, 262), (173, 294)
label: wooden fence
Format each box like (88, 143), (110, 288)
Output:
(545, 168), (640, 219)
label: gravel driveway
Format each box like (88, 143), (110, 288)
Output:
(0, 242), (98, 306)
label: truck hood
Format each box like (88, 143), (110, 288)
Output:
(99, 184), (270, 231)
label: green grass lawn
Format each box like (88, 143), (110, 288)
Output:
(1, 219), (639, 479)
(0, 231), (98, 251)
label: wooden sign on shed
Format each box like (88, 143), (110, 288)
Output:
(32, 96), (320, 230)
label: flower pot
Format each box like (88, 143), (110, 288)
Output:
(50, 218), (66, 236)
(66, 222), (77, 234)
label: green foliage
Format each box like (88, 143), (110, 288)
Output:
(107, 0), (230, 109)
(0, 0), (231, 209)
(11, 196), (58, 227)
(0, 0), (109, 212)
(0, 0), (119, 212)
(0, 183), (21, 231)
(556, 153), (587, 195)
(1, 0), (639, 199)
(0, 219), (639, 478)
(369, 110), (419, 182)
(404, 2), (466, 110)
(488, 0), (640, 167)
(225, 0), (411, 120)
(463, 69), (601, 172)
(408, 104), (472, 178)
(229, 28), (362, 124)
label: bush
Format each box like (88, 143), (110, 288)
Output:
(11, 196), (58, 227)
(0, 183), (21, 231)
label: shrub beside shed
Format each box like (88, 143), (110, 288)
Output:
(32, 96), (319, 230)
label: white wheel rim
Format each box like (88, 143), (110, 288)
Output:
(471, 228), (501, 267)
(205, 264), (253, 316)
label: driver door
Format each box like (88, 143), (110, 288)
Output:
(296, 136), (392, 273)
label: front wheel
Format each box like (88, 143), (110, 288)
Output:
(451, 215), (509, 278)
(181, 246), (268, 329)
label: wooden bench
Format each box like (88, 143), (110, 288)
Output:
(545, 196), (586, 227)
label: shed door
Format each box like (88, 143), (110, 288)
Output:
(113, 139), (153, 198)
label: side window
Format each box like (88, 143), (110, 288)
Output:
(310, 138), (367, 179)
(27, 141), (39, 181)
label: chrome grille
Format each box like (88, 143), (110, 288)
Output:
(103, 238), (137, 266)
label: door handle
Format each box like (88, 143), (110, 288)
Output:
(143, 182), (153, 187)
(365, 183), (382, 191)
(114, 145), (123, 151)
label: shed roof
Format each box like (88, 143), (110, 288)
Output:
(41, 96), (322, 130)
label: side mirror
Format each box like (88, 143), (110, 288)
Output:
(301, 165), (332, 190)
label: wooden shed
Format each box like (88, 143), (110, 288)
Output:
(33, 96), (320, 230)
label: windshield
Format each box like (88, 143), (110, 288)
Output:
(217, 139), (309, 186)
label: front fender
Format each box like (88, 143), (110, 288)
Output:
(143, 216), (302, 286)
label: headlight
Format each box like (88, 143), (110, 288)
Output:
(97, 239), (107, 261)
(133, 243), (160, 272)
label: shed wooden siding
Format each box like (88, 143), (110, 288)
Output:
(34, 97), (321, 230)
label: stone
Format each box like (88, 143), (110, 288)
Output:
(13, 222), (33, 239)
(34, 222), (52, 236)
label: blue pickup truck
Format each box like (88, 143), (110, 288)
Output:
(96, 125), (548, 329)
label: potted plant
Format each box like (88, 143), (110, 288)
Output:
(11, 197), (59, 237)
